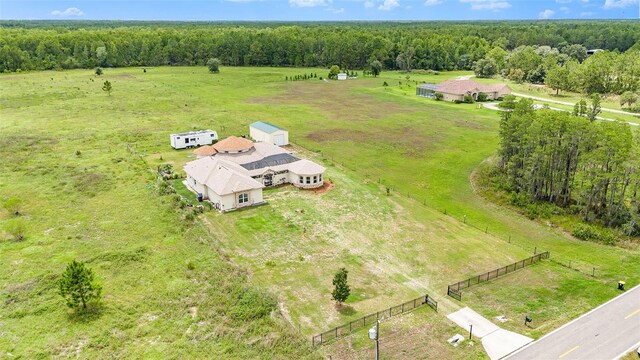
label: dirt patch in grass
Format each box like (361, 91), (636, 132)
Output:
(312, 180), (335, 194)
(306, 126), (437, 158)
(454, 119), (487, 130)
(249, 80), (422, 122)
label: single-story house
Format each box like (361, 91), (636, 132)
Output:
(249, 121), (289, 146)
(417, 79), (511, 102)
(184, 157), (265, 212)
(587, 49), (603, 56)
(184, 136), (325, 212)
(337, 73), (347, 80)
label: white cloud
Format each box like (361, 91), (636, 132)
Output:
(560, 6), (570, 11)
(425, 0), (443, 5)
(364, 1), (375, 7)
(555, 0), (571, 3)
(332, 7), (345, 13)
(539, 9), (555, 18)
(580, 11), (593, 15)
(379, 0), (399, 10)
(459, 0), (511, 10)
(289, 0), (327, 7)
(603, 0), (638, 8)
(51, 7), (84, 16)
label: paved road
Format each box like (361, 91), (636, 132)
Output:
(512, 92), (637, 117)
(505, 284), (640, 360)
(482, 102), (639, 127)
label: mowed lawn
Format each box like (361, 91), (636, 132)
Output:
(2, 66), (639, 359)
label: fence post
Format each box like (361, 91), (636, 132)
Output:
(313, 336), (315, 347)
(335, 327), (338, 339)
(592, 267), (595, 277)
(534, 246), (537, 254)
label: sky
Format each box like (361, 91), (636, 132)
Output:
(1, 0), (638, 21)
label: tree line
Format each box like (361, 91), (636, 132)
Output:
(473, 43), (640, 97)
(496, 98), (640, 237)
(1, 20), (638, 75)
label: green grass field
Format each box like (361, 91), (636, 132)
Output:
(2, 66), (639, 358)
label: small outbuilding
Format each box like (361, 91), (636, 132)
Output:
(337, 73), (347, 80)
(249, 121), (289, 146)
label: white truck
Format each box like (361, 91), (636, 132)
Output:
(170, 130), (218, 149)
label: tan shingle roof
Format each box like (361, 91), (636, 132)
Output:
(436, 80), (510, 95)
(193, 145), (217, 156)
(184, 157), (263, 196)
(288, 159), (326, 176)
(213, 136), (254, 153)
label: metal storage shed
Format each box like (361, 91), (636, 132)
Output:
(249, 121), (289, 146)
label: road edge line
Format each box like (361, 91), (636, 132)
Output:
(504, 284), (640, 359)
(613, 340), (640, 360)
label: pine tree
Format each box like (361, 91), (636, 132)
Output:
(59, 260), (102, 311)
(331, 268), (350, 305)
(102, 80), (112, 96)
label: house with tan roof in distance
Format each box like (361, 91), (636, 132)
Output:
(417, 79), (511, 102)
(186, 136), (325, 212)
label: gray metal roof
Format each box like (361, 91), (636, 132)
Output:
(250, 121), (285, 134)
(240, 153), (300, 171)
(417, 84), (439, 91)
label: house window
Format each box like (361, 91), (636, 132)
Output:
(306, 176), (310, 184)
(185, 138), (190, 143)
(319, 174), (323, 182)
(238, 193), (248, 204)
(313, 175), (317, 183)
(299, 176), (304, 184)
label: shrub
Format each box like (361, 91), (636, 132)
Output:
(2, 197), (23, 216)
(572, 223), (618, 245)
(230, 288), (277, 321)
(463, 94), (475, 103)
(434, 92), (444, 101)
(477, 93), (488, 102)
(4, 217), (26, 241)
(186, 260), (196, 270)
(383, 81), (388, 87)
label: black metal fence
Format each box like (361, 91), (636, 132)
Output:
(447, 251), (550, 301)
(311, 294), (437, 347)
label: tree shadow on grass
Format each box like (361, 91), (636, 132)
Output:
(336, 304), (357, 317)
(67, 302), (105, 323)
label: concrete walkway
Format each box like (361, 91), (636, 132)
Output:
(447, 307), (533, 360)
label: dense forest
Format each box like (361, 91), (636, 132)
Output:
(495, 98), (640, 240)
(1, 20), (639, 81)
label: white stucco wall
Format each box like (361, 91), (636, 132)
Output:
(289, 172), (324, 189)
(250, 127), (289, 146)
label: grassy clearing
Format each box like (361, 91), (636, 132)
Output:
(323, 306), (488, 360)
(0, 67), (318, 358)
(2, 66), (639, 358)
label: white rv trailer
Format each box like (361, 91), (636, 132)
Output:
(170, 130), (218, 150)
